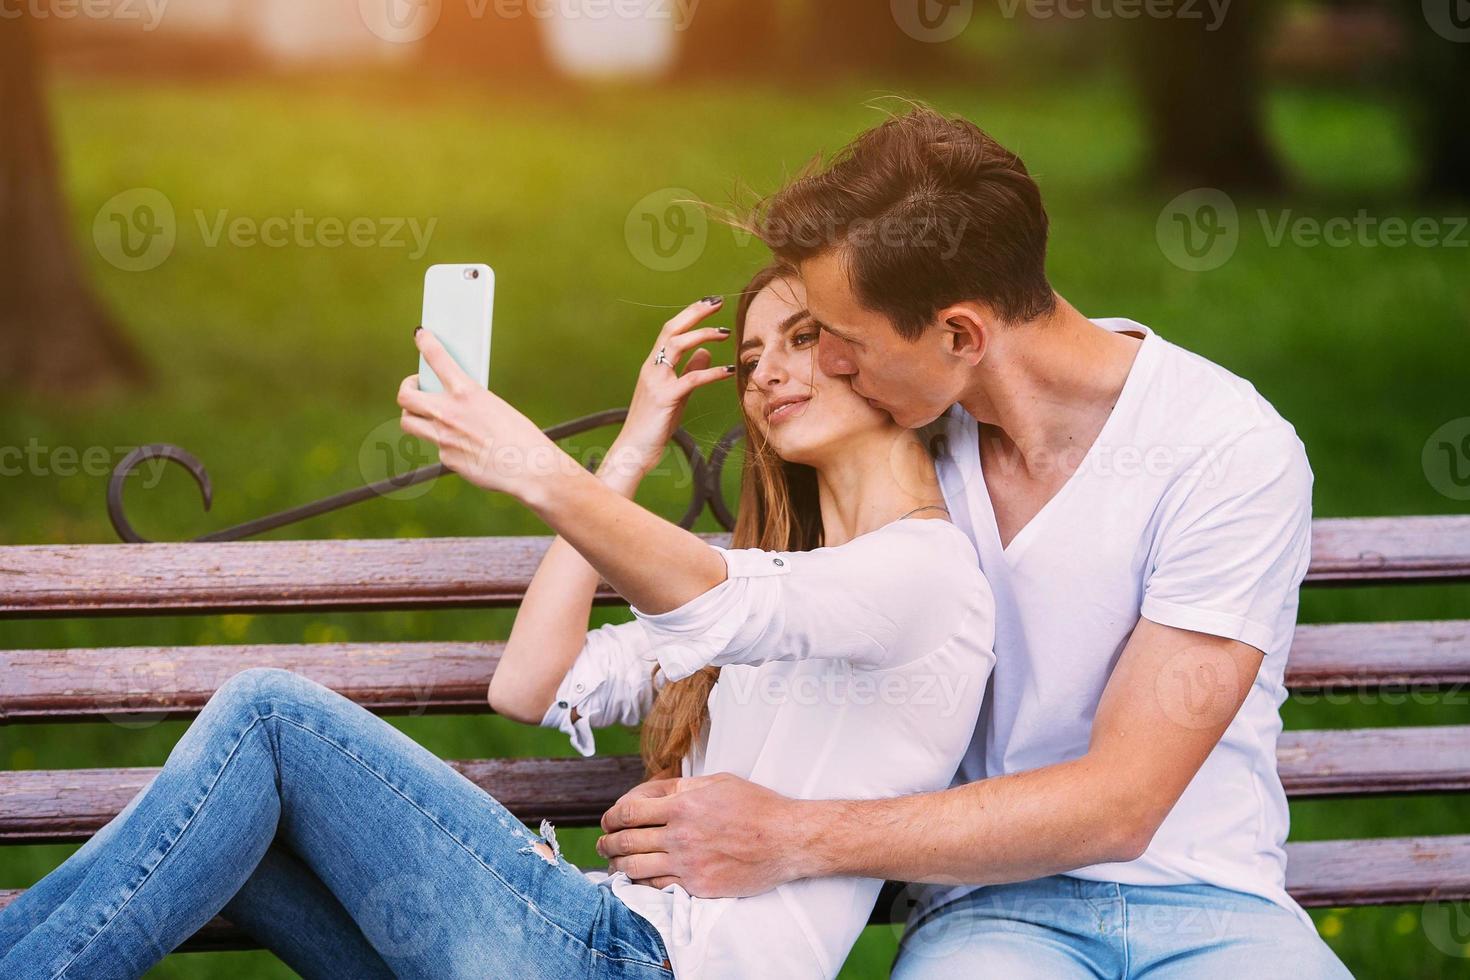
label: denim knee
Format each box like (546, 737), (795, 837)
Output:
(211, 667), (322, 717)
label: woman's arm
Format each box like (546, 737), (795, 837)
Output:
(454, 298), (735, 721)
(400, 303), (734, 616)
(488, 495), (627, 724)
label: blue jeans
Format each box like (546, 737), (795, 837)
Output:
(0, 668), (672, 980)
(892, 874), (1352, 979)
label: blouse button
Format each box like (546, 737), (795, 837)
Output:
(556, 700), (568, 709)
(773, 557), (784, 566)
(574, 682), (586, 693)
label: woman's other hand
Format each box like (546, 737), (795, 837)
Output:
(399, 327), (572, 498)
(602, 296), (735, 491)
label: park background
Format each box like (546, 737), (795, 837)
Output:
(2, 0), (1467, 976)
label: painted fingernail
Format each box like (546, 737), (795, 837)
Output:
(414, 326), (423, 335)
(716, 327), (731, 335)
(725, 364), (737, 373)
(702, 295), (724, 306)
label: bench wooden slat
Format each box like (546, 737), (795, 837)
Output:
(2, 726), (1463, 844)
(0, 535), (726, 619)
(1287, 620), (1470, 691)
(1309, 516), (1470, 585)
(3, 835), (1467, 953)
(4, 516), (1468, 619)
(5, 620), (1466, 725)
(0, 757), (643, 844)
(1283, 835), (1470, 906)
(0, 642), (502, 724)
(1278, 726), (1470, 797)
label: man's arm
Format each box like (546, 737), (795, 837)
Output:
(598, 618), (1262, 895)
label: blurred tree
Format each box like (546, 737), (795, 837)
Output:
(799, 0), (949, 77)
(421, 3), (554, 79)
(672, 0), (953, 80)
(0, 12), (144, 392)
(1133, 0), (1284, 191)
(674, 0), (782, 78)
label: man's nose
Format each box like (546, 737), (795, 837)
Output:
(817, 332), (856, 376)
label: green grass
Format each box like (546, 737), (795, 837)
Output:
(2, 71), (1467, 977)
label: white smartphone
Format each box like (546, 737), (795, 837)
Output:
(418, 263), (494, 393)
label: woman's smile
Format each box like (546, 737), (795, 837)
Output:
(766, 394), (812, 426)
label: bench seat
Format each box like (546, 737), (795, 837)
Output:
(3, 515), (1468, 960)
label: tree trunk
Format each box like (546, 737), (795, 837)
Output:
(1132, 0), (1284, 192)
(1408, 13), (1470, 198)
(0, 14), (144, 393)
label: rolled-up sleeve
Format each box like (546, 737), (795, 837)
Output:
(631, 522), (979, 680)
(539, 621), (659, 756)
(1142, 424), (1314, 656)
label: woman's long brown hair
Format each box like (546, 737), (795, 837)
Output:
(639, 263), (823, 779)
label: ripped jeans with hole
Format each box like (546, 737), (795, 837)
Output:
(0, 667), (672, 980)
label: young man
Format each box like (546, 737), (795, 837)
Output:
(598, 108), (1349, 977)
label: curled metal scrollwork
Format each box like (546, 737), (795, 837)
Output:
(107, 411), (747, 543)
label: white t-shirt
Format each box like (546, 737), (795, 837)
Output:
(916, 318), (1315, 927)
(542, 519), (996, 979)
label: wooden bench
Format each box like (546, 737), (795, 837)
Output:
(3, 508), (1470, 955)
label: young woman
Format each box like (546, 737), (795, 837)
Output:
(0, 266), (995, 980)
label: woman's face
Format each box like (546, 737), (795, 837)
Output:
(738, 277), (894, 466)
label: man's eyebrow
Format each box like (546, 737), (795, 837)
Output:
(741, 310), (813, 351)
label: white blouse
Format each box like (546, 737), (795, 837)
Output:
(541, 518), (996, 979)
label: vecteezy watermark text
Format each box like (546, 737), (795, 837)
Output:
(195, 210), (437, 258)
(93, 188), (437, 272)
(995, 0), (1231, 31)
(0, 0), (169, 31)
(1157, 188), (1469, 272)
(1, 440), (173, 488)
(358, 0), (702, 45)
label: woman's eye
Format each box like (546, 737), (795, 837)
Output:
(740, 359), (758, 375)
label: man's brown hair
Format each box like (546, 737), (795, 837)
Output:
(756, 105), (1057, 339)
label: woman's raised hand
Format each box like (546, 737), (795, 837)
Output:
(399, 328), (573, 497)
(603, 296), (735, 488)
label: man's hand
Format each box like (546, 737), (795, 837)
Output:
(597, 773), (806, 897)
(592, 622), (1268, 894)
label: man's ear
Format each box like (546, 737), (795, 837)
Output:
(936, 304), (988, 367)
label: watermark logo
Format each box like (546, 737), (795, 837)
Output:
(360, 418), (439, 500)
(625, 187), (708, 272)
(1424, 0), (1470, 43)
(93, 657), (179, 729)
(1422, 899), (1470, 957)
(357, 874), (445, 956)
(94, 188), (177, 272)
(891, 0), (973, 43)
(1156, 188), (1238, 272)
(1423, 418), (1470, 501)
(359, 0), (443, 43)
(1155, 643), (1243, 730)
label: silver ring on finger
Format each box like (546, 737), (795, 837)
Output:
(654, 347), (671, 367)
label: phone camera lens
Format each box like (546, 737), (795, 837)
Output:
(464, 269), (479, 280)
